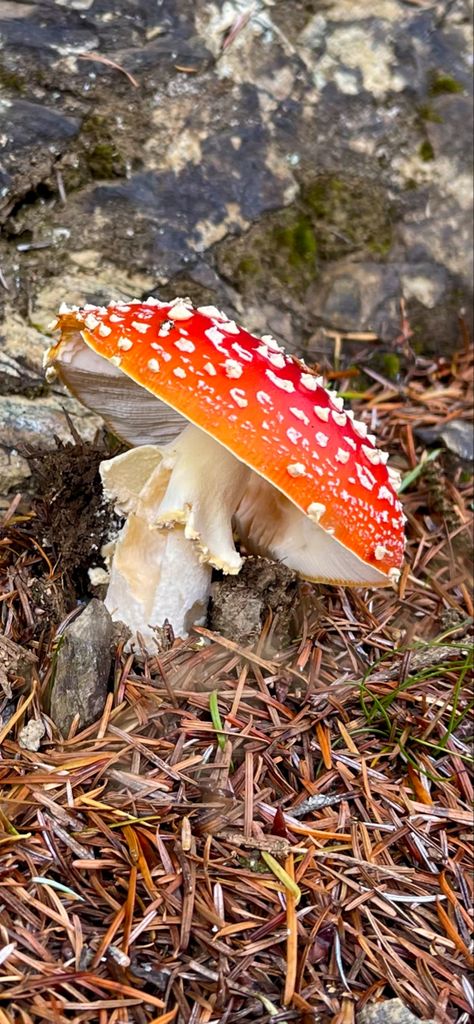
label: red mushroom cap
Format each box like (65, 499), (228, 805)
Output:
(48, 297), (405, 581)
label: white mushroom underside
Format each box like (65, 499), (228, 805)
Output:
(101, 425), (386, 646)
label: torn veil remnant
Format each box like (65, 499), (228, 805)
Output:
(45, 297), (405, 648)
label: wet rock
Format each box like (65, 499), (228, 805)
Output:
(50, 599), (113, 736)
(359, 999), (434, 1024)
(208, 556), (298, 651)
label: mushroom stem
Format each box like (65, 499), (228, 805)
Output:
(100, 425), (251, 646)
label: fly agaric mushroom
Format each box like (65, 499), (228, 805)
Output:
(45, 297), (405, 647)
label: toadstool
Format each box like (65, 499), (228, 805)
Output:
(45, 297), (405, 647)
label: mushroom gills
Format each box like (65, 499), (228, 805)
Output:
(51, 332), (186, 445)
(100, 425), (251, 645)
(234, 473), (387, 585)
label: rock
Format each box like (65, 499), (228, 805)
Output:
(0, 98), (80, 221)
(359, 998), (435, 1024)
(208, 556), (298, 650)
(0, 392), (102, 498)
(0, 0), (471, 427)
(18, 717), (45, 751)
(0, 635), (37, 698)
(49, 600), (113, 736)
(416, 419), (474, 462)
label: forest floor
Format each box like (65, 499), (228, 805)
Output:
(0, 333), (473, 1024)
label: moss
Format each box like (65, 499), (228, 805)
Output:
(0, 65), (26, 92)
(379, 352), (401, 379)
(273, 216), (317, 267)
(429, 72), (463, 97)
(416, 103), (443, 124)
(419, 140), (435, 162)
(81, 115), (126, 180)
(217, 173), (393, 300)
(238, 256), (260, 277)
(302, 175), (393, 260)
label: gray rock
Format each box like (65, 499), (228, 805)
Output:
(49, 600), (112, 736)
(359, 998), (435, 1024)
(209, 556), (298, 650)
(0, 0), (472, 432)
(0, 391), (102, 498)
(18, 717), (45, 752)
(416, 418), (474, 462)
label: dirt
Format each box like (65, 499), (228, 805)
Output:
(25, 432), (120, 604)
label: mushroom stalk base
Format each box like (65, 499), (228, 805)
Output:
(100, 425), (250, 647)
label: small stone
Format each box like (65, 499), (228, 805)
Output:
(208, 556), (298, 650)
(50, 600), (113, 737)
(18, 718), (45, 752)
(359, 998), (435, 1024)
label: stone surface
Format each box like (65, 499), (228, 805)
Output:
(49, 599), (112, 736)
(209, 556), (298, 649)
(18, 717), (45, 751)
(359, 998), (435, 1024)
(0, 0), (472, 494)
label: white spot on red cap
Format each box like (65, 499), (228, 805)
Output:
(169, 302), (193, 321)
(335, 447), (350, 464)
(266, 369), (294, 393)
(110, 355), (122, 367)
(131, 320), (149, 334)
(266, 351), (286, 369)
(118, 336), (133, 351)
(223, 358), (243, 379)
(204, 361), (217, 376)
(388, 467), (402, 491)
(261, 334), (283, 352)
(85, 313), (100, 331)
(307, 502), (326, 522)
(173, 367), (186, 379)
(290, 407), (310, 425)
(352, 419), (368, 438)
(147, 358), (160, 372)
(362, 444), (382, 466)
(300, 372), (319, 391)
(287, 427), (302, 445)
(197, 305), (224, 319)
(332, 411), (347, 427)
(109, 313), (123, 323)
(232, 342), (253, 362)
(257, 391), (273, 407)
(374, 544), (389, 561)
(287, 463), (306, 477)
(174, 338), (195, 353)
(315, 431), (329, 447)
(219, 320), (240, 335)
(98, 322), (111, 337)
(344, 436), (357, 451)
(229, 388), (248, 408)
(329, 393), (344, 412)
(206, 326), (228, 354)
(356, 463), (377, 491)
(314, 406), (330, 422)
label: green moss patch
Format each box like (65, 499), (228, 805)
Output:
(217, 173), (394, 299)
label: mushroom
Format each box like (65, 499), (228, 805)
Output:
(45, 297), (405, 647)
